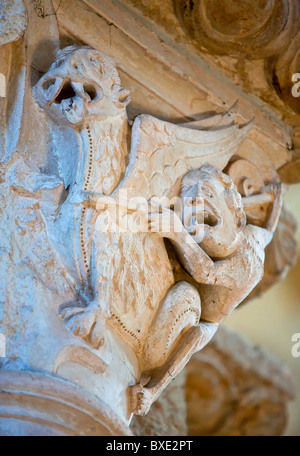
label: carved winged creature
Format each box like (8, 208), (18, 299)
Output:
(33, 46), (267, 415)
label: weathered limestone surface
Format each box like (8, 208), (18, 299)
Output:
(102, 0), (300, 181)
(52, 0), (293, 167)
(0, 370), (132, 436)
(186, 328), (295, 436)
(0, 0), (27, 46)
(0, 0), (298, 436)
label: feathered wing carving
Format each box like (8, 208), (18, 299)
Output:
(179, 100), (241, 129)
(94, 109), (253, 346)
(117, 112), (253, 200)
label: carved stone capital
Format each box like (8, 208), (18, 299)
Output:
(0, 0), (298, 436)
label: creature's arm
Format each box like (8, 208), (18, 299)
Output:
(246, 183), (284, 248)
(172, 232), (237, 288)
(148, 206), (237, 288)
(264, 183), (284, 235)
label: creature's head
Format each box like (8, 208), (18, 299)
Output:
(33, 46), (131, 126)
(181, 165), (246, 258)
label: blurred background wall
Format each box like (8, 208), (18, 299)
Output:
(225, 184), (300, 436)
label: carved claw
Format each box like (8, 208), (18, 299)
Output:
(129, 384), (154, 416)
(59, 306), (86, 321)
(67, 312), (96, 338)
(59, 304), (98, 338)
(59, 303), (106, 349)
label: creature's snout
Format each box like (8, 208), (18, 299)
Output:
(33, 47), (131, 126)
(37, 77), (101, 106)
(34, 73), (102, 125)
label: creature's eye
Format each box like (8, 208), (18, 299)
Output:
(51, 59), (64, 70)
(84, 83), (99, 101)
(118, 88), (130, 104)
(42, 79), (56, 91)
(111, 84), (130, 106)
(200, 186), (214, 198)
(89, 56), (103, 74)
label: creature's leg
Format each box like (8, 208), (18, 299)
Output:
(142, 281), (201, 372)
(129, 321), (218, 416)
(129, 281), (218, 416)
(59, 218), (108, 348)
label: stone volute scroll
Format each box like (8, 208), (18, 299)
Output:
(173, 0), (300, 60)
(0, 0), (288, 436)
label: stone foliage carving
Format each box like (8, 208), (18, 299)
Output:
(132, 328), (295, 437)
(0, 1), (293, 435)
(185, 328), (295, 436)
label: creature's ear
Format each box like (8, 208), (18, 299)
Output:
(112, 84), (131, 108)
(118, 87), (131, 107)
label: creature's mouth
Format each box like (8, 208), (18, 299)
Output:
(39, 77), (101, 125)
(50, 79), (99, 105)
(53, 80), (77, 104)
(189, 199), (220, 228)
(200, 205), (219, 228)
(183, 201), (220, 239)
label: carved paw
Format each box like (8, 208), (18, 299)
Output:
(59, 304), (105, 349)
(147, 205), (183, 239)
(129, 384), (154, 416)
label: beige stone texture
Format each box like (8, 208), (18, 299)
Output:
(0, 0), (299, 436)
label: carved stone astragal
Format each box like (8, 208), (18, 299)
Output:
(33, 45), (282, 416)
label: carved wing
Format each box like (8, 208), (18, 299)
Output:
(117, 108), (253, 200)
